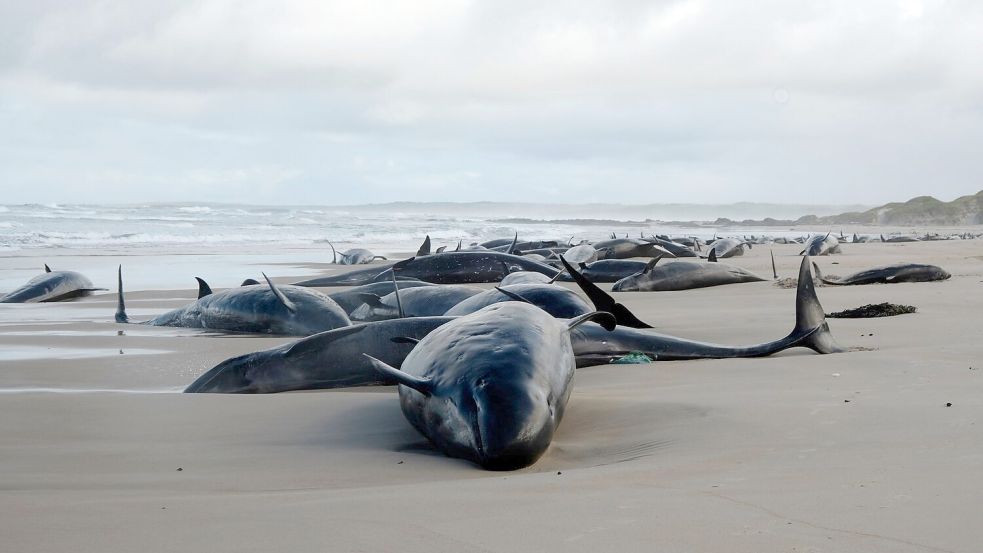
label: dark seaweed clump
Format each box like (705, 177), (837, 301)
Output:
(827, 303), (917, 318)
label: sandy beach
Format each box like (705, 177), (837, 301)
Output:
(1, 236), (981, 553)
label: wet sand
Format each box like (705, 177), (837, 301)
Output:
(1, 237), (981, 552)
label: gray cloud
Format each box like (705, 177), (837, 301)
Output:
(1, 0), (981, 205)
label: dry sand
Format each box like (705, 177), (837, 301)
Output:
(1, 238), (981, 552)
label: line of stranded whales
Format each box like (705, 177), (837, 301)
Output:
(4, 230), (968, 471)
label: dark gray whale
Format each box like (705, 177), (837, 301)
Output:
(390, 252), (561, 284)
(326, 280), (434, 314)
(444, 283), (593, 318)
(611, 260), (766, 291)
(350, 285), (483, 321)
(555, 259), (651, 283)
(365, 303), (617, 470)
(574, 256), (843, 364)
(115, 267), (351, 336)
(0, 265), (103, 303)
(812, 262), (950, 285)
(184, 317), (454, 393)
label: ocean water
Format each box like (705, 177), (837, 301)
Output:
(0, 203), (806, 291)
(0, 203), (816, 252)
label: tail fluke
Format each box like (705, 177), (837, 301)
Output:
(790, 256), (844, 354)
(811, 261), (841, 286)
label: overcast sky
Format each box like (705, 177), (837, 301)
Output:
(1, 0), (981, 206)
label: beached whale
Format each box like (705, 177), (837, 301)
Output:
(390, 252), (561, 284)
(880, 234), (920, 243)
(184, 317), (454, 393)
(812, 262), (950, 285)
(329, 242), (387, 265)
(350, 285), (483, 321)
(706, 238), (750, 259)
(593, 238), (674, 260)
(0, 265), (104, 303)
(562, 244), (598, 264)
(500, 271), (556, 285)
(611, 259), (766, 292)
(574, 256), (843, 364)
(365, 303), (617, 470)
(326, 280), (434, 314)
(643, 236), (699, 257)
(801, 233), (841, 256)
(444, 283), (593, 318)
(555, 259), (651, 283)
(115, 267), (351, 336)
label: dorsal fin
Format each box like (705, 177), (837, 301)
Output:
(416, 236), (431, 256)
(363, 355), (433, 396)
(567, 311), (617, 332)
(44, 264), (52, 273)
(390, 336), (420, 345)
(241, 278), (260, 286)
(115, 265), (128, 323)
(559, 256), (652, 329)
(693, 237), (701, 252)
(642, 256), (663, 274)
(494, 286), (535, 305)
(356, 293), (385, 308)
(507, 232), (518, 255)
(262, 272), (296, 312)
(328, 241), (338, 263)
(708, 248), (718, 262)
(455, 240), (462, 252)
(436, 246), (446, 254)
(195, 277), (213, 299)
(771, 250), (778, 280)
(610, 232), (616, 239)
(390, 269), (404, 318)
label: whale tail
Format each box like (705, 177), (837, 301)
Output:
(115, 265), (128, 323)
(788, 256), (844, 354)
(810, 261), (842, 286)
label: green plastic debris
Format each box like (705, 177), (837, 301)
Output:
(610, 351), (654, 364)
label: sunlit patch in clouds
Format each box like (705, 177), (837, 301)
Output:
(0, 0), (980, 205)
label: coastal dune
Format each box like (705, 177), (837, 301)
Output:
(1, 239), (980, 552)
